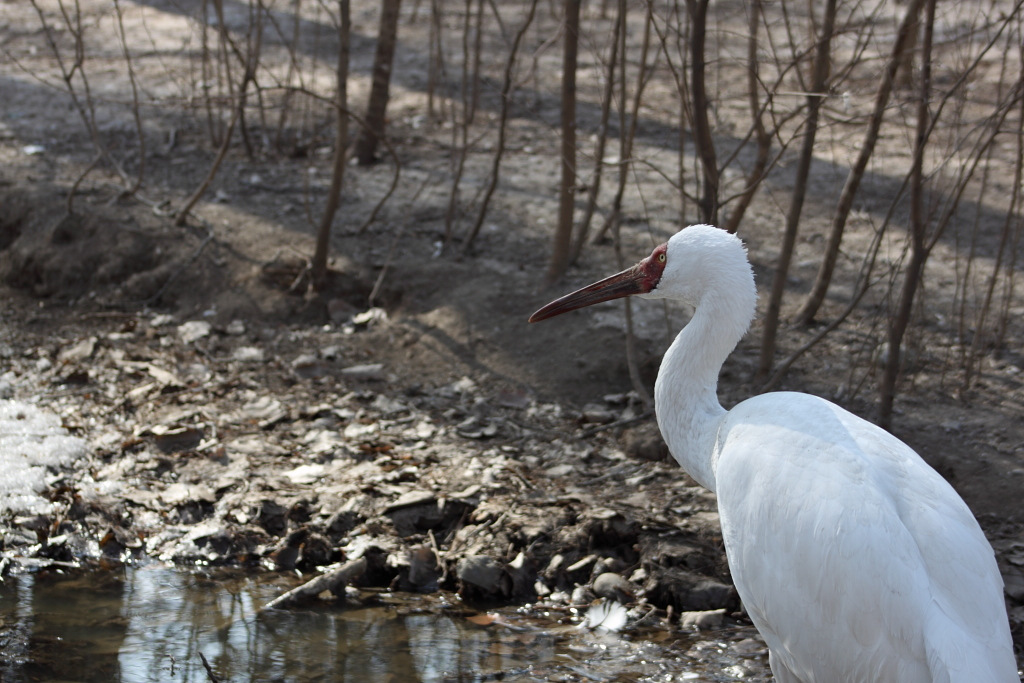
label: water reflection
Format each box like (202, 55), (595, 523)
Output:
(0, 565), (769, 682)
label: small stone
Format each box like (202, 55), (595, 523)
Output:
(457, 555), (506, 594)
(159, 482), (216, 506)
(232, 346), (265, 362)
(679, 608), (726, 629)
(385, 490), (437, 511)
(339, 363), (385, 381)
(544, 463), (575, 477)
(352, 307), (387, 326)
(151, 425), (204, 453)
(283, 464), (326, 485)
(622, 422), (669, 462)
(581, 403), (615, 424)
(57, 337), (96, 364)
(326, 509), (364, 539)
(292, 354), (328, 379)
(732, 638), (768, 655)
(593, 572), (637, 604)
(258, 500), (289, 536)
(407, 545), (440, 591)
(343, 422), (378, 439)
(151, 313), (176, 327)
(320, 345), (344, 360)
(177, 321), (212, 343)
(297, 532), (334, 569)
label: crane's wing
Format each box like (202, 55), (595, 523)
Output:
(713, 393), (1016, 683)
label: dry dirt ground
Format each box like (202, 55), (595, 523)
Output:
(1, 0), (1023, 668)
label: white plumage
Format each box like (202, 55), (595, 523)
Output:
(530, 224), (1018, 682)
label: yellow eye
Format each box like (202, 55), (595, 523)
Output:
(658, 252), (666, 263)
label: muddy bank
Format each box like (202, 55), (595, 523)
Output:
(0, 293), (735, 621)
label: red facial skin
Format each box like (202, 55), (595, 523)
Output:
(529, 243), (668, 323)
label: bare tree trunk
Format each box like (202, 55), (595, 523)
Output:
(756, 0), (836, 381)
(685, 0), (718, 226)
(427, 0), (442, 121)
(763, 216), (892, 392)
(461, 0), (538, 253)
(112, 0), (145, 198)
(879, 0), (934, 429)
(311, 0), (351, 291)
(963, 32), (1024, 388)
(273, 0), (303, 152)
(794, 0), (926, 325)
(547, 0), (581, 283)
(993, 40), (1024, 351)
(356, 0), (402, 165)
(175, 98), (243, 225)
(176, 0), (263, 224)
(895, 0), (919, 88)
(722, 0), (770, 234)
(467, 0), (484, 124)
(592, 1), (654, 247)
(442, 0), (474, 248)
(569, 0), (623, 263)
(234, 0), (264, 159)
(614, 227), (652, 409)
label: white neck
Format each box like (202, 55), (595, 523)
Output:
(653, 290), (753, 492)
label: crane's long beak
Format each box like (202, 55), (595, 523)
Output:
(528, 264), (647, 323)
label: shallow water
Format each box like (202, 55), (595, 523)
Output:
(0, 565), (769, 682)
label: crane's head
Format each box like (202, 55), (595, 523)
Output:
(529, 224), (751, 323)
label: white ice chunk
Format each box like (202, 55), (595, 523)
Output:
(0, 400), (89, 514)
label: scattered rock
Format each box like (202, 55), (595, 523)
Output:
(644, 567), (738, 612)
(593, 572), (637, 604)
(283, 464), (326, 485)
(581, 403), (615, 424)
(352, 307), (387, 327)
(258, 500), (289, 537)
(326, 507), (365, 540)
(679, 608), (726, 629)
(0, 296), (836, 644)
(390, 545), (440, 592)
(456, 415), (500, 439)
(622, 422), (669, 462)
(150, 425), (204, 453)
(385, 490), (437, 511)
(292, 353), (328, 379)
(457, 555), (509, 600)
(57, 336), (96, 364)
(233, 346), (265, 362)
(177, 320), (212, 343)
(340, 363), (386, 381)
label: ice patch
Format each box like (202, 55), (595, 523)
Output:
(0, 400), (89, 514)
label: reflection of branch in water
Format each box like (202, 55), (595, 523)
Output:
(198, 652), (222, 682)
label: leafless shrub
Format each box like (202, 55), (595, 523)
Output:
(14, 0), (1024, 423)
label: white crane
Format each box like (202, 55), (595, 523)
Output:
(530, 224), (1018, 683)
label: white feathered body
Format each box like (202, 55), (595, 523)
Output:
(643, 225), (1018, 683)
(714, 392), (1017, 682)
